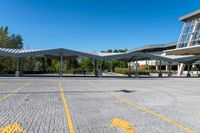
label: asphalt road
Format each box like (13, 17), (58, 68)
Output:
(0, 78), (200, 133)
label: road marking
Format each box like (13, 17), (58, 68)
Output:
(110, 118), (137, 133)
(59, 81), (75, 133)
(88, 82), (197, 133)
(116, 82), (184, 105)
(0, 83), (29, 101)
(0, 122), (24, 133)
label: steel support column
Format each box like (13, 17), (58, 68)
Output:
(187, 64), (191, 77)
(159, 60), (162, 77)
(111, 60), (113, 72)
(15, 58), (20, 77)
(59, 53), (63, 77)
(128, 61), (131, 78)
(99, 60), (103, 77)
(93, 59), (98, 77)
(148, 61), (151, 77)
(135, 59), (139, 78)
(168, 62), (172, 77)
(198, 64), (200, 77)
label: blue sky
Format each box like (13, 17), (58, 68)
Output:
(1, 0), (200, 51)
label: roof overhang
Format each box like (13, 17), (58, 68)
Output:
(165, 45), (200, 55)
(128, 42), (177, 53)
(103, 52), (173, 62)
(179, 9), (200, 22)
(0, 48), (102, 60)
(1, 47), (200, 64)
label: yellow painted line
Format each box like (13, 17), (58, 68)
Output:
(88, 82), (197, 133)
(0, 83), (29, 101)
(110, 118), (137, 133)
(0, 122), (24, 133)
(117, 82), (179, 103)
(59, 81), (75, 133)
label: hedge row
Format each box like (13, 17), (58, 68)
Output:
(114, 68), (170, 75)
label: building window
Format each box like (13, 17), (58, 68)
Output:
(196, 23), (200, 31)
(177, 18), (200, 48)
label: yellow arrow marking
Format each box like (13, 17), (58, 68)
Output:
(110, 118), (137, 133)
(0, 123), (24, 133)
(88, 82), (197, 133)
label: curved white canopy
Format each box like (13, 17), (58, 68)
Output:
(0, 48), (199, 63)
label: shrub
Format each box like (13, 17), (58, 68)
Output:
(114, 68), (149, 75)
(114, 68), (172, 75)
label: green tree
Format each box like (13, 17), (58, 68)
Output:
(0, 26), (23, 48)
(64, 59), (79, 72)
(80, 58), (93, 71)
(0, 26), (24, 73)
(10, 34), (23, 49)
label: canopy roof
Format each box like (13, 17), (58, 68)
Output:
(165, 45), (200, 55)
(103, 52), (173, 62)
(179, 9), (200, 22)
(0, 48), (102, 60)
(128, 42), (177, 53)
(0, 47), (199, 63)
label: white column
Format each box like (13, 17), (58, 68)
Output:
(177, 63), (185, 76)
(155, 65), (159, 71)
(165, 65), (168, 71)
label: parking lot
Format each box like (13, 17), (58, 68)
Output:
(0, 78), (200, 133)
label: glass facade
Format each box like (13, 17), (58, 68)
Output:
(177, 18), (200, 48)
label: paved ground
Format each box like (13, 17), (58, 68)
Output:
(0, 78), (200, 133)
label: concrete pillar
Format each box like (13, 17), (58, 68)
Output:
(155, 64), (159, 71)
(177, 63), (185, 76)
(187, 64), (191, 77)
(15, 58), (20, 77)
(128, 61), (131, 78)
(168, 62), (172, 77)
(135, 59), (139, 78)
(59, 54), (63, 77)
(165, 65), (168, 71)
(158, 60), (162, 77)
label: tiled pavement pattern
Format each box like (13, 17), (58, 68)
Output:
(0, 78), (200, 133)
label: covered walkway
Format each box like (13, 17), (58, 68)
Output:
(0, 48), (200, 78)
